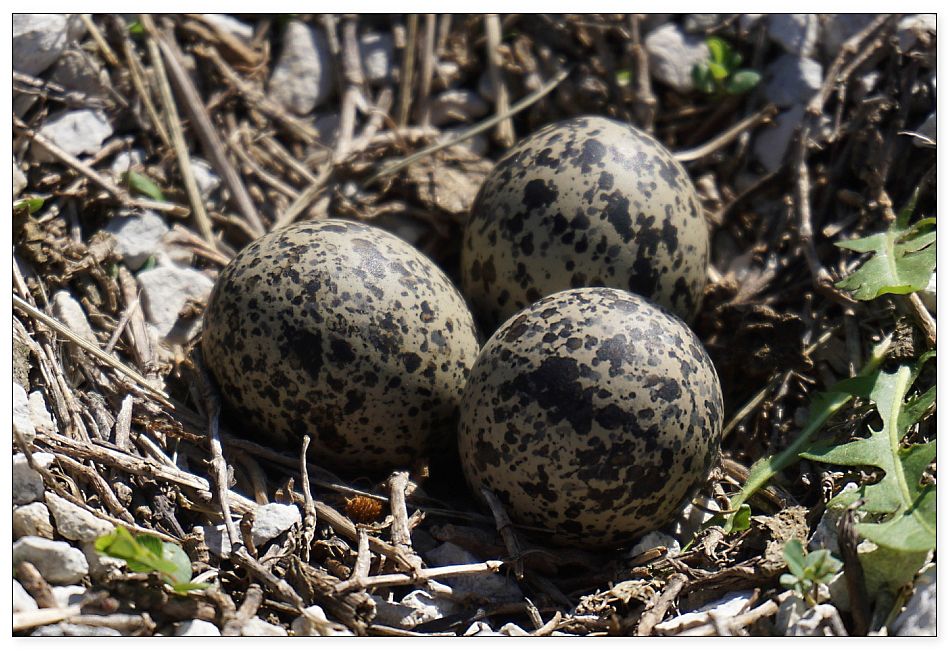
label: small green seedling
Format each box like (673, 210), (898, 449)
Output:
(95, 525), (210, 593)
(692, 36), (761, 97)
(779, 538), (843, 606)
(121, 170), (165, 202)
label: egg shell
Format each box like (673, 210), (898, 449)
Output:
(461, 115), (708, 333)
(202, 219), (480, 472)
(458, 287), (723, 548)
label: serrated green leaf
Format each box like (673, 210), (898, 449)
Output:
(726, 69), (761, 95)
(800, 359), (936, 553)
(835, 188), (935, 300)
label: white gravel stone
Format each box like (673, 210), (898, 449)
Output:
(14, 155), (28, 197)
(14, 580), (39, 613)
(787, 603), (846, 636)
(12, 536), (89, 585)
(425, 542), (523, 602)
(399, 589), (458, 626)
(137, 256), (214, 345)
(13, 452), (54, 505)
(14, 382), (37, 446)
(103, 210), (170, 271)
(29, 391), (56, 434)
(268, 20), (335, 115)
(190, 158), (220, 200)
(644, 24), (710, 93)
(110, 149), (145, 177)
(464, 621), (500, 636)
(893, 564), (936, 636)
(201, 14), (254, 42)
(429, 89), (490, 126)
(683, 14), (722, 33)
(753, 103), (806, 173)
(499, 622), (531, 636)
(32, 624), (121, 636)
(291, 605), (355, 636)
(655, 590), (755, 635)
(174, 619), (221, 636)
(765, 54), (822, 108)
(360, 32), (395, 85)
(46, 491), (115, 543)
(768, 14), (819, 57)
(50, 290), (98, 347)
(13, 502), (55, 540)
(241, 616), (289, 636)
(13, 14), (85, 76)
(896, 14), (936, 53)
(629, 530), (681, 559)
(52, 585), (88, 608)
(32, 109), (114, 164)
(251, 503), (301, 546)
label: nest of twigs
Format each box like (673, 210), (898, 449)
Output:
(13, 14), (936, 636)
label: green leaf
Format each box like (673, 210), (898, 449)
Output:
(615, 68), (632, 87)
(779, 574), (802, 589)
(726, 50), (743, 71)
(122, 170), (165, 202)
(706, 37), (729, 65)
(800, 356), (936, 553)
(835, 188), (935, 299)
(15, 197), (46, 214)
(161, 540), (194, 586)
(725, 69), (761, 95)
(783, 538), (806, 576)
(717, 334), (893, 533)
(692, 64), (715, 94)
(171, 582), (213, 593)
(707, 61), (730, 81)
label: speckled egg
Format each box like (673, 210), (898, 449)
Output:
(202, 219), (480, 472)
(461, 115), (708, 333)
(458, 287), (723, 548)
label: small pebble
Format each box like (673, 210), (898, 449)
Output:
(12, 536), (89, 585)
(644, 23), (709, 93)
(32, 109), (113, 164)
(14, 580), (38, 613)
(428, 89), (490, 126)
(241, 617), (289, 636)
(45, 491), (115, 543)
(13, 452), (54, 505)
(13, 502), (54, 540)
(28, 390), (55, 434)
(174, 619), (221, 636)
(768, 14), (819, 57)
(765, 54), (822, 108)
(268, 20), (335, 114)
(14, 382), (36, 446)
(103, 210), (170, 271)
(13, 14), (85, 76)
(137, 255), (214, 346)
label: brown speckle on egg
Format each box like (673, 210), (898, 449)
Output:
(457, 287), (723, 549)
